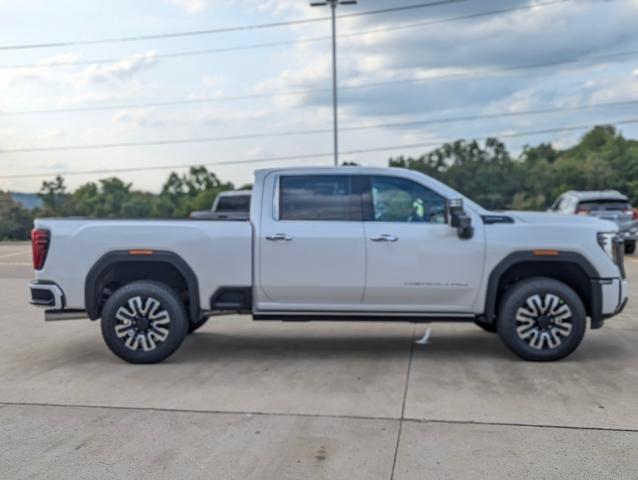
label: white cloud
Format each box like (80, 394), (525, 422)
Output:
(201, 74), (225, 88)
(166, 0), (209, 14)
(111, 108), (169, 128)
(0, 52), (82, 91)
(35, 52), (82, 67)
(195, 106), (272, 125)
(70, 51), (158, 88)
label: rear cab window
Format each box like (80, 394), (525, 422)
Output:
(215, 195), (251, 212)
(278, 175), (363, 221)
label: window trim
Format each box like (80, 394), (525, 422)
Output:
(362, 175), (449, 224)
(274, 173), (364, 222)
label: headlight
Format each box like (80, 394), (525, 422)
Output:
(597, 232), (617, 263)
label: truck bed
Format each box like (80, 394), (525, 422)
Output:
(34, 218), (253, 312)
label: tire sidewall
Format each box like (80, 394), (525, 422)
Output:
(497, 278), (586, 362)
(101, 280), (188, 364)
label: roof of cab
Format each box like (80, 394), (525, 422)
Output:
(255, 166), (404, 176)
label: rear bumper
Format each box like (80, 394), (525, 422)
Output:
(28, 280), (65, 310)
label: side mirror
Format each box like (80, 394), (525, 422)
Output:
(448, 198), (474, 240)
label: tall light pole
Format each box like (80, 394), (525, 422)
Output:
(310, 0), (357, 166)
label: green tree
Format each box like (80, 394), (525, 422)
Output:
(390, 138), (525, 209)
(0, 192), (33, 240)
(159, 166), (234, 217)
(390, 126), (638, 211)
(39, 176), (73, 216)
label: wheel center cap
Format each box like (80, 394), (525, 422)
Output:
(135, 317), (150, 330)
(537, 315), (552, 330)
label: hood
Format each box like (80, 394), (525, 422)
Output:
(501, 210), (618, 230)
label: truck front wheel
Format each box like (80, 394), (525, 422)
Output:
(497, 278), (586, 362)
(100, 280), (188, 364)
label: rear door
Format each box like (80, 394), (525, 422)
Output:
(258, 173), (366, 309)
(361, 175), (485, 312)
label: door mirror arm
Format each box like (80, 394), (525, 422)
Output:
(448, 198), (474, 240)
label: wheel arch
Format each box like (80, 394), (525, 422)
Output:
(85, 250), (200, 323)
(483, 251), (601, 326)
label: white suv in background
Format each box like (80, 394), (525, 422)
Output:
(550, 190), (638, 253)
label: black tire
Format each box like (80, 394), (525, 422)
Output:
(101, 280), (188, 364)
(188, 316), (209, 334)
(497, 277), (586, 362)
(625, 240), (636, 255)
(474, 320), (497, 333)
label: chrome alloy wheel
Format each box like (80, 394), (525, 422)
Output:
(515, 293), (573, 350)
(114, 296), (171, 352)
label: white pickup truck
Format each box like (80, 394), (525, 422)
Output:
(29, 167), (629, 363)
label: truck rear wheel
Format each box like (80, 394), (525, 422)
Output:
(497, 278), (586, 362)
(100, 280), (188, 364)
(625, 240), (636, 254)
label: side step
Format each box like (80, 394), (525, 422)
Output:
(45, 310), (89, 321)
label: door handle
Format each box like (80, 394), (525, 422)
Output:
(371, 234), (398, 243)
(266, 233), (292, 242)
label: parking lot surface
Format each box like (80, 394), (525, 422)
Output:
(1, 242), (637, 479)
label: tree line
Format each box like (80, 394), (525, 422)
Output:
(1, 125), (637, 240)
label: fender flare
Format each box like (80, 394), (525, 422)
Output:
(483, 251), (601, 324)
(84, 250), (200, 323)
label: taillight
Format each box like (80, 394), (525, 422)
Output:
(31, 229), (50, 270)
(621, 208), (638, 219)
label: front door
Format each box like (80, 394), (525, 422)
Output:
(362, 175), (484, 313)
(258, 174), (366, 310)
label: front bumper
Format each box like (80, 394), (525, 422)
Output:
(28, 280), (65, 310)
(597, 278), (629, 325)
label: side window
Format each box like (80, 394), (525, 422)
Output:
(559, 196), (575, 213)
(279, 175), (361, 221)
(567, 196), (578, 213)
(369, 176), (446, 224)
(551, 196), (565, 211)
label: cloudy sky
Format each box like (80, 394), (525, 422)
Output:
(1, 0), (638, 192)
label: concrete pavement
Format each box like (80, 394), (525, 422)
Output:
(1, 242), (637, 479)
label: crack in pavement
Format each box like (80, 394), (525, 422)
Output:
(390, 324), (416, 480)
(408, 417), (638, 433)
(1, 400), (638, 434)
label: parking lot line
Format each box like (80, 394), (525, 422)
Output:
(0, 251), (29, 259)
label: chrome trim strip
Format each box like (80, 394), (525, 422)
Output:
(45, 310), (88, 321)
(253, 310), (475, 318)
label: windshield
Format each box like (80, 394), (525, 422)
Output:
(411, 170), (487, 213)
